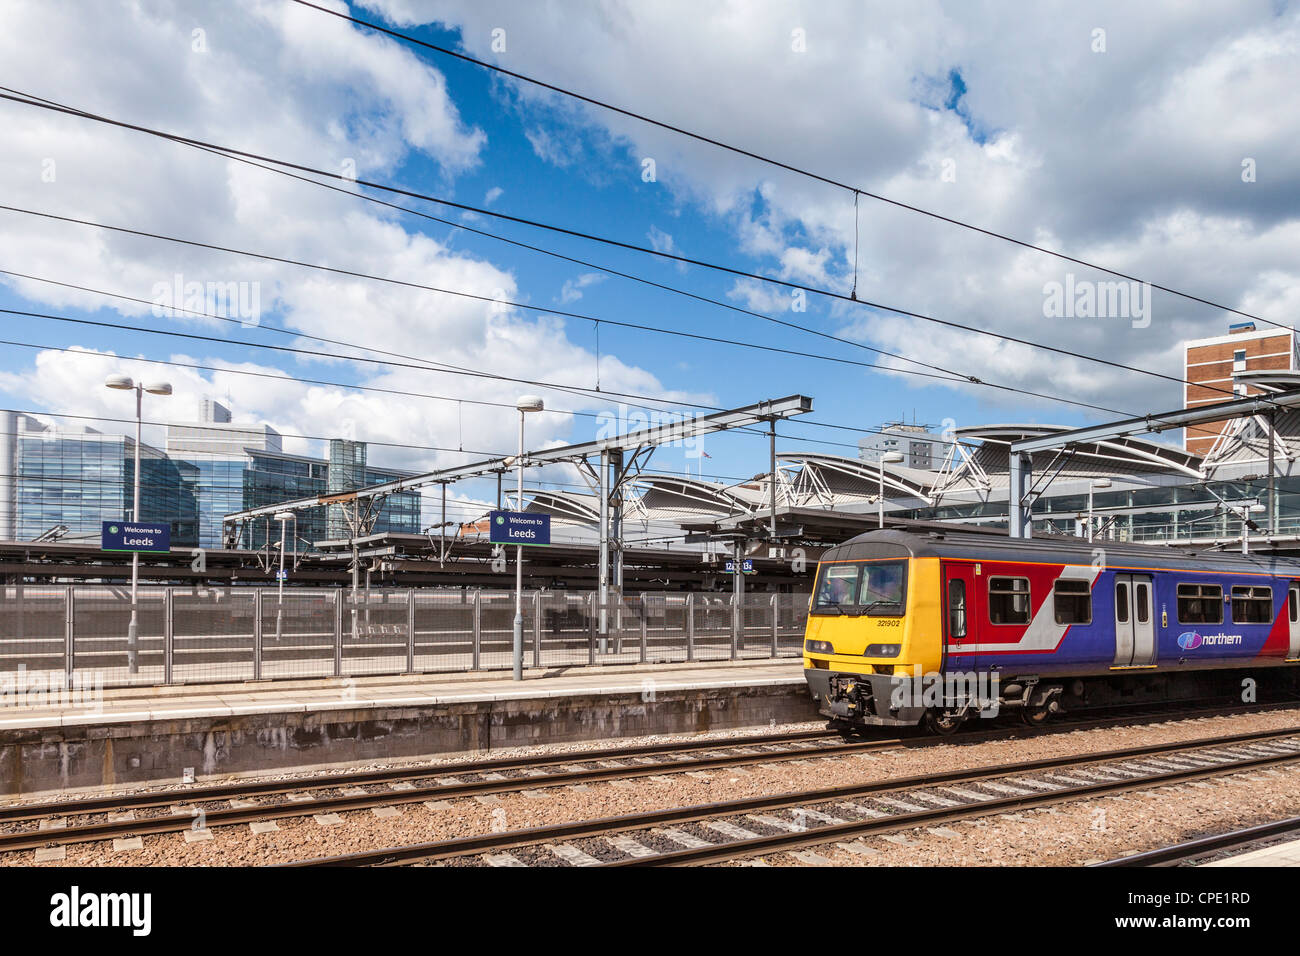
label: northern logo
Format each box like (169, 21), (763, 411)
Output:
(1177, 631), (1203, 650)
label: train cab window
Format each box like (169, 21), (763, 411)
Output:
(1231, 585), (1272, 624)
(1290, 588), (1299, 624)
(948, 579), (967, 638)
(988, 577), (1031, 625)
(813, 565), (860, 610)
(1135, 583), (1150, 624)
(1177, 583), (1223, 625)
(1053, 579), (1091, 625)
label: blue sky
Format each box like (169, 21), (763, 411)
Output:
(2, 0), (1298, 521)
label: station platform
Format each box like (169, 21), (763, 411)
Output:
(0, 658), (811, 797)
(1202, 839), (1300, 867)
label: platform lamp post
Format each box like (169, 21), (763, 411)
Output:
(877, 452), (904, 528)
(512, 395), (544, 681)
(273, 511), (295, 641)
(104, 374), (172, 674)
(1087, 478), (1112, 543)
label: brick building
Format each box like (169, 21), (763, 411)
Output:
(1183, 322), (1300, 456)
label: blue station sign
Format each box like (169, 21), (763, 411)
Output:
(725, 559), (755, 574)
(489, 510), (551, 546)
(101, 521), (171, 554)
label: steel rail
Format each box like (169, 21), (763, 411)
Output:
(285, 726), (1300, 866)
(1090, 814), (1300, 868)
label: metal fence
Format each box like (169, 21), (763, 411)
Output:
(0, 586), (809, 688)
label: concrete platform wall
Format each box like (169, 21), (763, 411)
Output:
(0, 681), (817, 797)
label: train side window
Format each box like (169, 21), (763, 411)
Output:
(1231, 585), (1272, 624)
(948, 579), (967, 638)
(1115, 582), (1129, 624)
(1053, 579), (1091, 625)
(1291, 587), (1298, 624)
(988, 576), (1030, 625)
(1135, 583), (1150, 624)
(1177, 583), (1223, 625)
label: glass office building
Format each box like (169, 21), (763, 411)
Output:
(0, 405), (421, 549)
(0, 412), (200, 545)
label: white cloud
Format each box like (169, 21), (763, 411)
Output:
(363, 0), (1300, 418)
(0, 0), (703, 476)
(558, 272), (606, 304)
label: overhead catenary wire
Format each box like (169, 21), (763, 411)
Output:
(0, 90), (1251, 418)
(287, 0), (1286, 334)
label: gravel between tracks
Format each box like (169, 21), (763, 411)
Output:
(13, 707), (1300, 867)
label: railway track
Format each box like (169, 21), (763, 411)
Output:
(285, 726), (1300, 867)
(10, 699), (1300, 860)
(1091, 814), (1300, 867)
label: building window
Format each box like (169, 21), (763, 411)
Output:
(1178, 583), (1223, 624)
(1053, 579), (1092, 625)
(989, 576), (1031, 625)
(1231, 585), (1272, 624)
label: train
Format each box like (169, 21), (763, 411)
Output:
(801, 529), (1300, 734)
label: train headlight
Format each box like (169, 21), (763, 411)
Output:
(863, 643), (901, 658)
(804, 639), (834, 655)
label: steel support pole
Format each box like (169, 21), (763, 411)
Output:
(513, 409), (525, 681)
(770, 593), (779, 658)
(164, 587), (173, 685)
(472, 589), (481, 671)
(732, 539), (743, 659)
(64, 586), (74, 690)
(587, 591), (596, 666)
(406, 589), (416, 674)
(598, 448), (609, 653)
(533, 590), (542, 668)
(1269, 411), (1277, 536)
(685, 592), (695, 662)
(639, 592), (647, 664)
(333, 589), (343, 678)
(769, 419), (777, 540)
(275, 517), (286, 641)
(253, 589), (263, 681)
(127, 385), (141, 674)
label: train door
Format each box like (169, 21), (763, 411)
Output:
(1288, 583), (1300, 660)
(1114, 573), (1156, 667)
(943, 562), (977, 671)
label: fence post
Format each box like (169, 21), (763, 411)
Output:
(639, 592), (648, 664)
(333, 589), (343, 678)
(253, 589), (263, 681)
(730, 593), (740, 660)
(532, 591), (542, 668)
(588, 592), (596, 666)
(406, 589), (416, 674)
(64, 586), (75, 691)
(164, 587), (175, 684)
(685, 593), (695, 662)
(472, 589), (481, 671)
(770, 593), (779, 658)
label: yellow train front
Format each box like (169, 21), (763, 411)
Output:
(803, 532), (942, 730)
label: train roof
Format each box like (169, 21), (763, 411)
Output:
(821, 529), (1300, 576)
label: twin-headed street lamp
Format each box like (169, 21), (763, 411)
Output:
(104, 374), (172, 674)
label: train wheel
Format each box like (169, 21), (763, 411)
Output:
(1021, 703), (1052, 726)
(925, 709), (965, 735)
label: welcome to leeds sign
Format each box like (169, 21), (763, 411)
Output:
(101, 521), (171, 553)
(488, 511), (551, 546)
